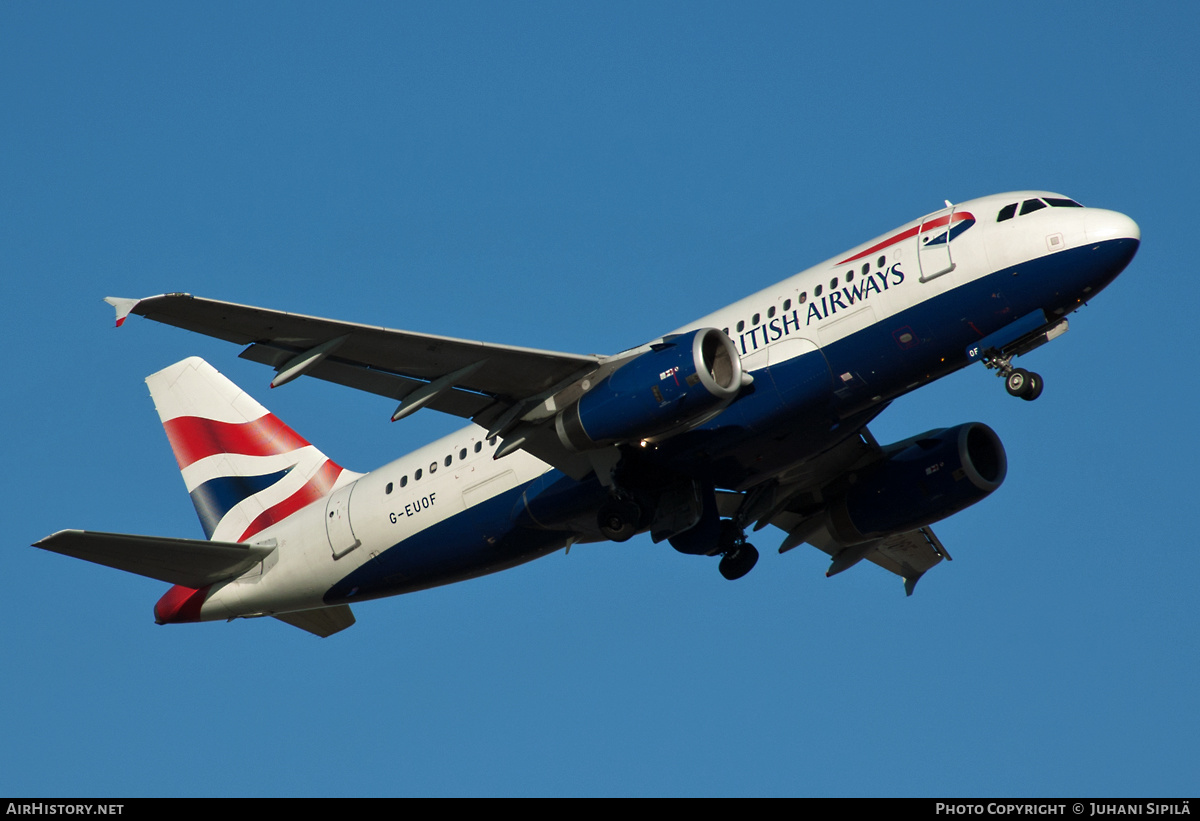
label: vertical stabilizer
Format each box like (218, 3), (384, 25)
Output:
(146, 357), (358, 542)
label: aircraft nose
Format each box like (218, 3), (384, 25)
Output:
(1086, 209), (1140, 244)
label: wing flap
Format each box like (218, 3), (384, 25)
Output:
(782, 521), (949, 595)
(865, 526), (950, 595)
(239, 341), (496, 418)
(33, 530), (274, 588)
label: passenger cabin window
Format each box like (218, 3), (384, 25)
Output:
(736, 320), (745, 332)
(767, 306), (775, 319)
(997, 203), (1018, 222)
(401, 476), (409, 488)
(1020, 199), (1047, 215)
(814, 284), (823, 297)
(474, 441), (482, 453)
(783, 299), (791, 311)
(385, 482), (393, 494)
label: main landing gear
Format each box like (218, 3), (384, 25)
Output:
(984, 351), (1044, 402)
(598, 478), (759, 581)
(716, 520), (759, 581)
(597, 493), (642, 543)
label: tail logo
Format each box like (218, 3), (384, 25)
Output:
(147, 358), (356, 543)
(164, 413), (344, 541)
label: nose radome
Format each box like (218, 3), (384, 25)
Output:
(1086, 209), (1140, 243)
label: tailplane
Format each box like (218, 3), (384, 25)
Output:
(146, 357), (358, 542)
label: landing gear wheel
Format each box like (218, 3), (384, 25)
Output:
(719, 544), (759, 581)
(1005, 368), (1032, 398)
(1022, 372), (1044, 401)
(598, 498), (641, 543)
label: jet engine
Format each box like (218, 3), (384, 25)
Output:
(555, 327), (743, 451)
(826, 423), (1007, 544)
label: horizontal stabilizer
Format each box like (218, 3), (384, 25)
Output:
(273, 605), (356, 638)
(33, 530), (274, 588)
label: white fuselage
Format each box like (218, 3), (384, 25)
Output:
(194, 191), (1140, 622)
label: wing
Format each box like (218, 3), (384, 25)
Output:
(107, 293), (619, 476)
(723, 426), (952, 595)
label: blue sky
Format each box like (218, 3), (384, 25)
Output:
(4, 1), (1197, 797)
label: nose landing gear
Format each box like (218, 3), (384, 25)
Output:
(1004, 367), (1044, 401)
(984, 351), (1044, 402)
(974, 316), (1067, 402)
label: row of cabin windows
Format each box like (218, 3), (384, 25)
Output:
(996, 197), (1082, 222)
(383, 437), (498, 494)
(723, 255), (888, 335)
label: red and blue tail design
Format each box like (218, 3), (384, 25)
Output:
(146, 357), (359, 542)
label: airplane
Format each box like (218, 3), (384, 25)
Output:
(34, 191), (1140, 637)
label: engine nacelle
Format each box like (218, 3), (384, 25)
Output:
(827, 422), (1007, 544)
(556, 328), (743, 451)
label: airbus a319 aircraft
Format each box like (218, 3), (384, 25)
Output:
(35, 192), (1140, 637)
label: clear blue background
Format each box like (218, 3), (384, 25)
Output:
(4, 1), (1195, 797)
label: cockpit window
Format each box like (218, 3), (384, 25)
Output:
(1000, 197), (1082, 223)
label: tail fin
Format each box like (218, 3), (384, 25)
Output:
(146, 357), (357, 543)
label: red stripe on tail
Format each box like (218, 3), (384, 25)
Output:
(162, 414), (311, 469)
(237, 459), (344, 542)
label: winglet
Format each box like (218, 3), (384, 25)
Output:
(104, 296), (139, 328)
